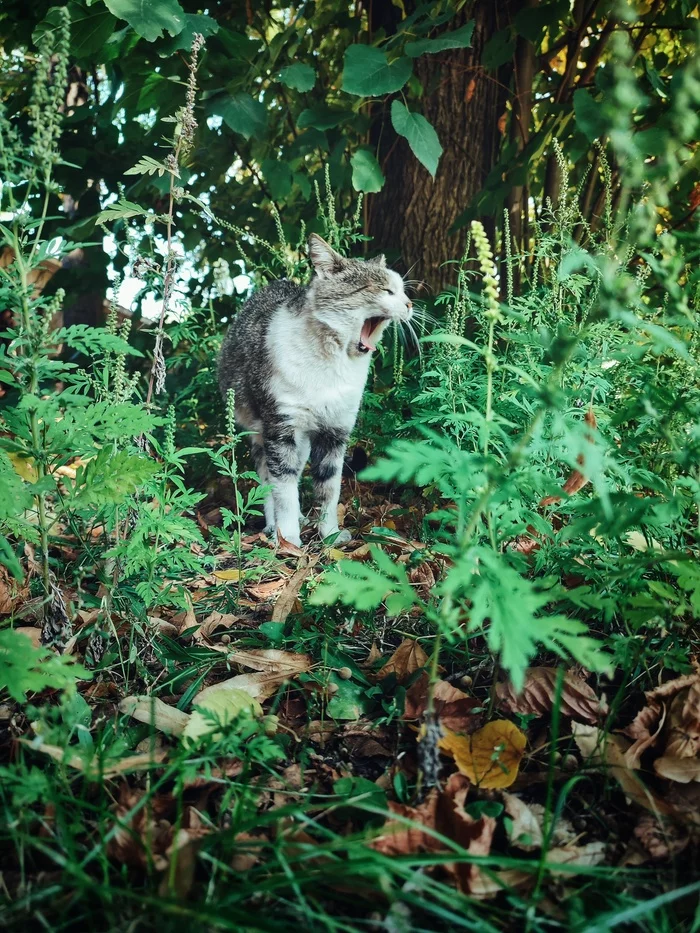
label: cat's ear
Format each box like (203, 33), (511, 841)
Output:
(368, 253), (386, 268)
(309, 234), (346, 276)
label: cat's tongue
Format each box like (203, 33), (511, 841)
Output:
(359, 318), (377, 352)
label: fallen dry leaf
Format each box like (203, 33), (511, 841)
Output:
(653, 756), (700, 783)
(545, 841), (606, 871)
(246, 577), (289, 600)
(377, 638), (429, 683)
(277, 532), (305, 556)
(12, 625), (42, 648)
(371, 789), (442, 856)
(271, 560), (314, 623)
(226, 648), (311, 677)
(21, 739), (167, 778)
(573, 724), (675, 815)
(213, 568), (241, 582)
(404, 672), (482, 733)
(633, 812), (689, 860)
(502, 792), (543, 850)
(440, 720), (527, 789)
(119, 696), (191, 735)
(540, 408), (597, 508)
(496, 668), (608, 724)
(193, 671), (288, 706)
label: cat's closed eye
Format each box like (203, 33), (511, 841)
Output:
(384, 288), (395, 295)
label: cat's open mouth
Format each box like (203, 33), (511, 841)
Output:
(358, 316), (384, 353)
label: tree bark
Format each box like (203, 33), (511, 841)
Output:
(365, 0), (513, 293)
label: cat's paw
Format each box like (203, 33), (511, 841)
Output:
(322, 528), (353, 546)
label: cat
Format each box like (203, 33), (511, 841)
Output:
(218, 233), (413, 546)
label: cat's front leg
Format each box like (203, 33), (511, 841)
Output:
(264, 426), (304, 546)
(310, 428), (351, 544)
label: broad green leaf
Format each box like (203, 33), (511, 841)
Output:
(261, 159), (293, 200)
(573, 88), (606, 142)
(405, 21), (475, 57)
(279, 63), (316, 92)
(342, 45), (412, 97)
(34, 3), (116, 59)
(297, 107), (349, 130)
(215, 93), (267, 139)
(104, 0), (185, 42)
(351, 149), (385, 193)
(159, 12), (218, 54)
(390, 100), (442, 177)
(513, 2), (566, 45)
(482, 28), (516, 70)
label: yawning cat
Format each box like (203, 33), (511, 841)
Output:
(218, 233), (413, 546)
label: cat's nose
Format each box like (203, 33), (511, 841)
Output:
(406, 300), (413, 310)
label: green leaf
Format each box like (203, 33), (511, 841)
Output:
(0, 537), (23, 581)
(104, 0), (185, 42)
(0, 630), (89, 703)
(159, 12), (218, 54)
(124, 155), (173, 177)
(351, 149), (385, 193)
(215, 93), (267, 140)
(279, 63), (316, 92)
(327, 675), (372, 721)
(390, 100), (442, 177)
(342, 45), (412, 97)
(297, 107), (349, 130)
(405, 21), (475, 57)
(97, 198), (150, 223)
(482, 28), (516, 70)
(69, 449), (158, 508)
(34, 3), (117, 59)
(310, 546), (417, 617)
(573, 88), (606, 142)
(261, 159), (293, 200)
(513, 2), (566, 45)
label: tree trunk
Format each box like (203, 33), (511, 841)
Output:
(366, 0), (513, 293)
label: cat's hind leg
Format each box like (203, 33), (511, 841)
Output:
(310, 428), (352, 544)
(250, 437), (276, 534)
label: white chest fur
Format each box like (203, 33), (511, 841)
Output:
(266, 305), (371, 433)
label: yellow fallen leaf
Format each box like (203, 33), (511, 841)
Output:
(8, 452), (37, 482)
(213, 568), (241, 582)
(440, 720), (526, 789)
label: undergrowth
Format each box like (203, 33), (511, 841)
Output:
(1, 21), (700, 933)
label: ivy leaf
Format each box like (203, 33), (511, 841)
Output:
(215, 93), (267, 139)
(351, 149), (385, 193)
(405, 21), (475, 57)
(342, 45), (412, 97)
(573, 88), (606, 142)
(390, 100), (442, 177)
(279, 63), (316, 92)
(104, 0), (185, 42)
